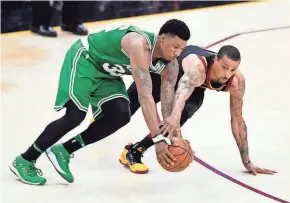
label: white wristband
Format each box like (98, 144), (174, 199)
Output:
(152, 134), (173, 145)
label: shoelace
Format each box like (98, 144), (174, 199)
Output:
(58, 152), (74, 165)
(127, 148), (143, 164)
(14, 160), (43, 177)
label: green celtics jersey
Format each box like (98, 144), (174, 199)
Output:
(81, 25), (167, 76)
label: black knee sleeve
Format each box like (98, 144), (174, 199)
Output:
(64, 100), (86, 127)
(101, 97), (131, 126)
(81, 98), (131, 145)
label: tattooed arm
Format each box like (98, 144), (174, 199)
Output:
(229, 72), (249, 163)
(124, 33), (160, 136)
(161, 54), (206, 134)
(229, 72), (277, 175)
(159, 59), (179, 119)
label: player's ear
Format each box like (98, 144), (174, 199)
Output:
(214, 56), (218, 62)
(160, 33), (166, 43)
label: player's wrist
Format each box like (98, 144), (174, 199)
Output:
(243, 160), (251, 166)
(172, 111), (181, 119)
(152, 134), (173, 145)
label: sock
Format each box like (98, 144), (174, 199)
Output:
(133, 133), (154, 151)
(22, 143), (43, 162)
(63, 134), (85, 154)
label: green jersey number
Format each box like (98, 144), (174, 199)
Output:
(102, 63), (130, 76)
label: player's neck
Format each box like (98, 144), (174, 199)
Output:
(152, 39), (162, 60)
(208, 65), (218, 82)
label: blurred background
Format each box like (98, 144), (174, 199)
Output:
(1, 1), (245, 35)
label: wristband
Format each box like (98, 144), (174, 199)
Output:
(152, 134), (173, 145)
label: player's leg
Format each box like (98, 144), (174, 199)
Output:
(10, 40), (93, 185)
(46, 77), (131, 182)
(119, 73), (161, 173)
(121, 87), (206, 173)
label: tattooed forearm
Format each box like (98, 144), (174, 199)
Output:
(132, 67), (160, 135)
(231, 119), (249, 163)
(161, 60), (178, 118)
(132, 68), (152, 90)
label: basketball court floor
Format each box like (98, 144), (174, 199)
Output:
(1, 1), (290, 203)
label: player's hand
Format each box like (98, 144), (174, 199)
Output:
(160, 114), (180, 136)
(244, 161), (277, 175)
(169, 128), (182, 138)
(155, 141), (176, 167)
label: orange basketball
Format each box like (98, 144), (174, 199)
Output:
(158, 137), (194, 172)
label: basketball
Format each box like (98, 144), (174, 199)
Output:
(158, 137), (194, 172)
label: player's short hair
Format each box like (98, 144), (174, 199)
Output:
(217, 45), (241, 61)
(159, 19), (190, 41)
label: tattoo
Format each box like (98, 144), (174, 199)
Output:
(232, 119), (249, 163)
(230, 77), (249, 163)
(175, 65), (203, 101)
(230, 95), (243, 117)
(133, 68), (152, 89)
(230, 78), (245, 117)
(132, 68), (152, 102)
(240, 77), (246, 94)
(161, 60), (178, 118)
(242, 119), (247, 131)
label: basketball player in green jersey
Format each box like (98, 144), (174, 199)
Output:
(10, 19), (191, 185)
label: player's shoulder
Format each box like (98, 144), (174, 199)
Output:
(181, 53), (206, 73)
(232, 70), (245, 86)
(229, 70), (245, 93)
(122, 31), (150, 51)
(123, 25), (154, 44)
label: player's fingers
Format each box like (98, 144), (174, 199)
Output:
(162, 153), (174, 166)
(165, 149), (176, 163)
(160, 122), (170, 133)
(259, 169), (277, 175)
(248, 166), (257, 175)
(261, 168), (278, 173)
(162, 126), (172, 136)
(156, 155), (161, 164)
(269, 169), (278, 173)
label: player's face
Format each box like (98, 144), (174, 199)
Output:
(160, 34), (187, 61)
(212, 55), (240, 84)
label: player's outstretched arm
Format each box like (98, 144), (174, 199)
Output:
(159, 59), (179, 121)
(126, 33), (160, 136)
(229, 72), (277, 175)
(161, 54), (205, 134)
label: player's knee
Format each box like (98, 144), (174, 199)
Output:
(68, 113), (86, 127)
(103, 98), (131, 127)
(64, 100), (86, 128)
(112, 107), (131, 127)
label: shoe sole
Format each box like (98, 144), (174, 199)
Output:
(119, 158), (149, 174)
(9, 165), (45, 185)
(45, 148), (73, 183)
